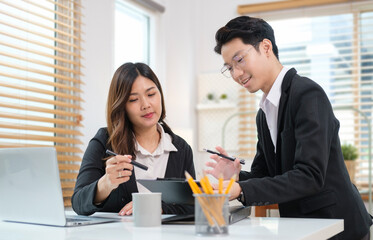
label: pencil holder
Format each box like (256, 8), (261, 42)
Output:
(194, 194), (229, 235)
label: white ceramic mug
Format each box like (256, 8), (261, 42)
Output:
(132, 192), (162, 227)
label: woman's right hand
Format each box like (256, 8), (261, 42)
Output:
(104, 154), (133, 190)
(95, 154), (133, 204)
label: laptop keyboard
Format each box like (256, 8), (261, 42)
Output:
(66, 217), (90, 222)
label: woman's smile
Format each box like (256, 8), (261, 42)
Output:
(142, 112), (154, 119)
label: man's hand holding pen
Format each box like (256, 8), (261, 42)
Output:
(205, 146), (242, 180)
(204, 146), (243, 202)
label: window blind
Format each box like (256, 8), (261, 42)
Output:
(0, 0), (83, 207)
(236, 89), (257, 160)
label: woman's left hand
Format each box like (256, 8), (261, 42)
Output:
(119, 201), (133, 216)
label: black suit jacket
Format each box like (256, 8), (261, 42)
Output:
(238, 68), (371, 239)
(72, 126), (195, 216)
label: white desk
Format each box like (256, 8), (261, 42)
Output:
(0, 211), (343, 240)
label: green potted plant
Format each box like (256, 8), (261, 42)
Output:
(341, 143), (358, 183)
(206, 93), (215, 103)
(219, 93), (228, 104)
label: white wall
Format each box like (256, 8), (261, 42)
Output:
(80, 0), (115, 150)
(80, 0), (274, 174)
(159, 0), (275, 174)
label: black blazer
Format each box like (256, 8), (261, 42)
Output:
(238, 68), (371, 239)
(72, 126), (195, 216)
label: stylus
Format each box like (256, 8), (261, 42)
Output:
(106, 149), (148, 171)
(203, 148), (245, 165)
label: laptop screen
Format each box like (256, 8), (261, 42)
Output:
(0, 147), (67, 226)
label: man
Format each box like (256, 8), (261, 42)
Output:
(206, 16), (371, 240)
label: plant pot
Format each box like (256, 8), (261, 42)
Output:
(219, 98), (228, 104)
(344, 160), (356, 183)
(205, 99), (216, 104)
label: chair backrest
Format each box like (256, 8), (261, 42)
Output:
(255, 204), (279, 217)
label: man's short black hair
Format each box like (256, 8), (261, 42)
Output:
(214, 16), (279, 60)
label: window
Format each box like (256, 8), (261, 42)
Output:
(262, 3), (373, 193)
(0, 0), (83, 207)
(115, 0), (151, 68)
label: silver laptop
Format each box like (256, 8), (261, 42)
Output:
(0, 147), (116, 226)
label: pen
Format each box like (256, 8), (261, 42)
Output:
(203, 148), (245, 165)
(106, 149), (148, 171)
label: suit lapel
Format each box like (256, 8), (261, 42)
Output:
(275, 68), (297, 174)
(276, 68), (297, 138)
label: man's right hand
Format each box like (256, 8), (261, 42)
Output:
(205, 146), (241, 180)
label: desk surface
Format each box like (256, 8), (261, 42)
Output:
(0, 211), (343, 240)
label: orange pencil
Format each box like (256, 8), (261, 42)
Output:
(199, 178), (210, 194)
(224, 174), (237, 194)
(185, 172), (217, 227)
(218, 174), (223, 194)
(185, 171), (201, 194)
(204, 175), (214, 194)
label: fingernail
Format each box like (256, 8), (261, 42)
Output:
(119, 211), (124, 216)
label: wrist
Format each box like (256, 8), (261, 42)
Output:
(237, 192), (245, 203)
(96, 175), (115, 202)
(99, 175), (110, 191)
(235, 173), (240, 181)
(103, 174), (117, 190)
(236, 184), (245, 203)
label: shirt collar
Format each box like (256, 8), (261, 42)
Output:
(260, 66), (289, 109)
(135, 123), (177, 156)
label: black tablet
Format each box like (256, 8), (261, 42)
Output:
(137, 178), (197, 205)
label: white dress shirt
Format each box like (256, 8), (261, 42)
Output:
(259, 67), (289, 152)
(134, 123), (178, 192)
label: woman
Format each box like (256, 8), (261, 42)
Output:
(72, 62), (195, 216)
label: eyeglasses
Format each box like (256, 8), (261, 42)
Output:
(221, 48), (253, 78)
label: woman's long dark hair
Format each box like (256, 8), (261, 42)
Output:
(106, 62), (171, 159)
